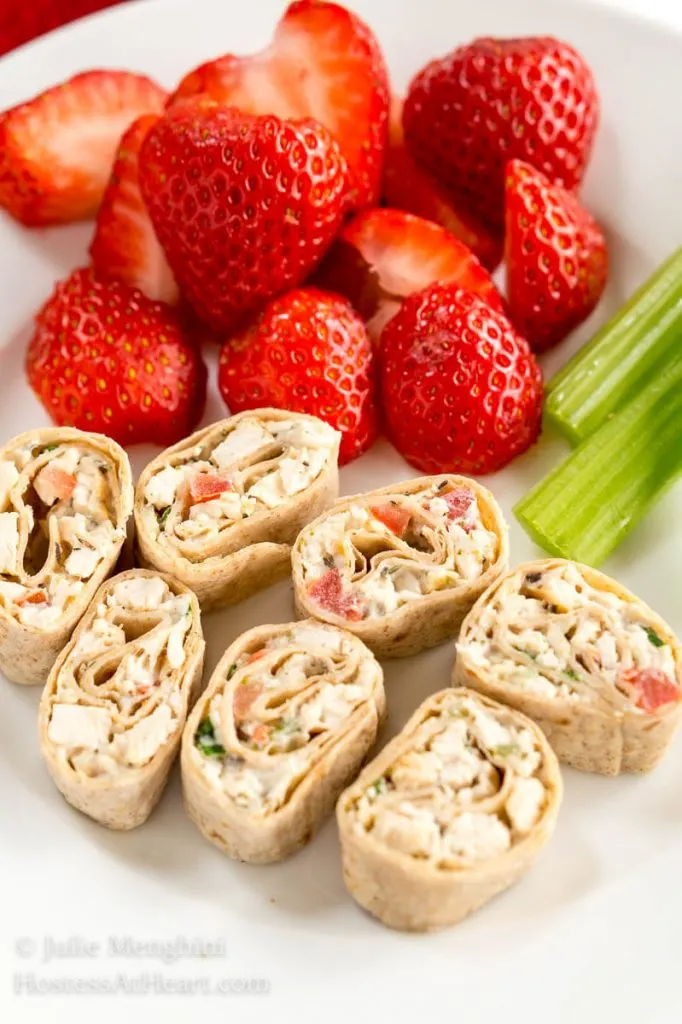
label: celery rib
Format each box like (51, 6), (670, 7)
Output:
(515, 350), (682, 566)
(545, 244), (682, 444)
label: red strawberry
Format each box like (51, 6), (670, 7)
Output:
(505, 159), (608, 352)
(382, 97), (502, 271)
(308, 569), (363, 621)
(314, 207), (503, 344)
(26, 267), (206, 446)
(169, 0), (389, 212)
(90, 114), (179, 305)
(0, 1), (122, 58)
(403, 37), (599, 233)
(381, 284), (543, 475)
(0, 70), (166, 226)
(219, 287), (378, 464)
(139, 102), (348, 332)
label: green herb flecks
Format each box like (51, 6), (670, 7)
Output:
(195, 718), (226, 758)
(43, 444), (59, 453)
(322, 554), (336, 569)
(644, 626), (665, 648)
(157, 506), (172, 527)
(226, 664), (237, 680)
(369, 777), (388, 797)
(564, 668), (580, 681)
(491, 744), (517, 759)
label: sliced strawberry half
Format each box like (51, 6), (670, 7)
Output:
(90, 114), (178, 305)
(308, 569), (364, 622)
(382, 97), (502, 272)
(314, 207), (504, 344)
(168, 0), (389, 211)
(0, 70), (167, 226)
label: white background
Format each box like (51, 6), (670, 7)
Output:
(1, 1), (682, 1023)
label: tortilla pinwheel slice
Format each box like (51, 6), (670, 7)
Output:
(0, 428), (133, 685)
(182, 619), (386, 863)
(454, 559), (682, 775)
(292, 476), (509, 657)
(337, 688), (562, 932)
(39, 570), (205, 829)
(135, 410), (340, 610)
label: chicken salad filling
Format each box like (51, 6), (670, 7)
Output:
(140, 415), (339, 558)
(348, 692), (549, 868)
(457, 562), (680, 712)
(0, 439), (127, 627)
(45, 576), (196, 777)
(192, 622), (380, 815)
(298, 480), (500, 621)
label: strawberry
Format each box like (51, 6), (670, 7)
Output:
(218, 287), (378, 465)
(25, 267), (206, 446)
(90, 114), (179, 305)
(618, 669), (679, 713)
(381, 284), (543, 475)
(403, 37), (599, 233)
(314, 207), (503, 344)
(0, 1), (122, 58)
(442, 488), (474, 521)
(382, 97), (502, 271)
(0, 70), (166, 226)
(168, 0), (389, 211)
(139, 102), (348, 332)
(505, 159), (608, 352)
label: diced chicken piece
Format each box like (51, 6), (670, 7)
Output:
(166, 617), (189, 669)
(443, 811), (511, 862)
(266, 417), (338, 450)
(65, 547), (101, 579)
(0, 460), (19, 507)
(248, 471), (286, 507)
(111, 576), (168, 610)
(48, 704), (112, 748)
(144, 465), (185, 508)
(111, 704), (173, 766)
(0, 512), (20, 573)
(372, 804), (441, 859)
(506, 777), (546, 834)
(212, 422), (272, 468)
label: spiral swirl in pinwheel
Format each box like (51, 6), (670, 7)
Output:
(134, 410), (340, 610)
(181, 619), (385, 863)
(0, 428), (133, 684)
(454, 559), (682, 774)
(292, 476), (508, 657)
(337, 688), (562, 932)
(39, 570), (205, 829)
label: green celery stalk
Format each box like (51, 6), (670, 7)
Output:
(545, 244), (682, 443)
(515, 348), (682, 566)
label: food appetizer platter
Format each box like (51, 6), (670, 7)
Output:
(1, 0), (681, 1018)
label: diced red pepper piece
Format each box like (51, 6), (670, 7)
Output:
(34, 465), (76, 504)
(232, 681), (263, 721)
(251, 723), (270, 746)
(443, 486), (475, 521)
(188, 472), (233, 504)
(246, 650), (266, 665)
(308, 568), (363, 622)
(370, 502), (411, 536)
(16, 590), (48, 606)
(618, 668), (679, 713)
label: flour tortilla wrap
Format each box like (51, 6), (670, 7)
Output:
(182, 619), (385, 864)
(337, 687), (562, 932)
(454, 558), (682, 775)
(135, 410), (340, 610)
(292, 475), (508, 658)
(39, 570), (205, 829)
(0, 428), (133, 685)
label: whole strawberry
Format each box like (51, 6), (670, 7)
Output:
(219, 288), (378, 464)
(26, 267), (206, 445)
(139, 102), (348, 332)
(381, 285), (543, 475)
(505, 159), (608, 352)
(403, 37), (598, 233)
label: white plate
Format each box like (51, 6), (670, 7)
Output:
(1, 1), (682, 1022)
